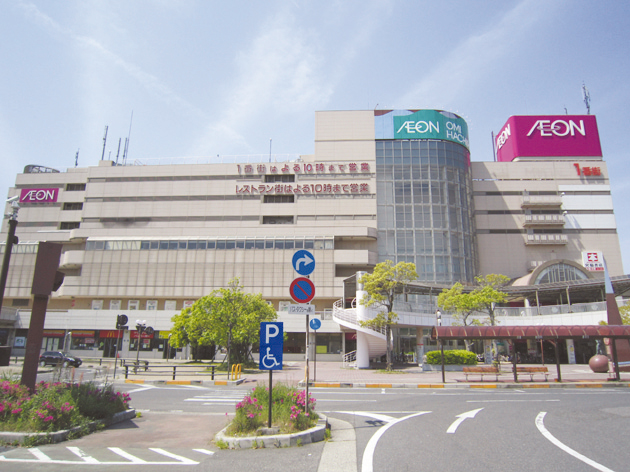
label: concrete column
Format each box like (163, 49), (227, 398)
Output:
(566, 339), (576, 364)
(355, 271), (370, 368)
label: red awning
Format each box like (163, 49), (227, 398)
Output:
(431, 325), (630, 341)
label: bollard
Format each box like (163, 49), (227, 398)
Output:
(211, 365), (215, 380)
(124, 365), (129, 379)
(172, 366), (176, 380)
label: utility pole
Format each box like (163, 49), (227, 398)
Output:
(0, 197), (20, 310)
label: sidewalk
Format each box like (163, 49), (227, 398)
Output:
(2, 360), (629, 388)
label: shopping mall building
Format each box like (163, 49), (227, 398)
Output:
(1, 109), (628, 365)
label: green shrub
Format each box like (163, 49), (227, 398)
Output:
(425, 349), (477, 365)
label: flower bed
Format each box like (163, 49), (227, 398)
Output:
(225, 383), (317, 436)
(0, 380), (131, 444)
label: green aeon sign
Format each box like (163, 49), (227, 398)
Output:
(393, 110), (469, 149)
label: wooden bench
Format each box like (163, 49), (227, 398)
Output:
(513, 366), (549, 382)
(463, 365), (500, 381)
(123, 360), (149, 372)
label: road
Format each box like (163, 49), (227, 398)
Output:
(1, 382), (629, 471)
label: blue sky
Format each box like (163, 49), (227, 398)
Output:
(2, 0), (630, 270)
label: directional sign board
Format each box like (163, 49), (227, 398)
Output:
(259, 322), (283, 371)
(309, 318), (322, 331)
(292, 250), (315, 276)
(288, 304), (315, 316)
(289, 277), (316, 304)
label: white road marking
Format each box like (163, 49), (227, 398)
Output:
(28, 448), (51, 461)
(467, 399), (560, 403)
(149, 448), (199, 464)
(67, 447), (99, 463)
(192, 449), (215, 455)
(335, 411), (398, 423)
(535, 412), (615, 472)
(127, 386), (156, 393)
(108, 447), (148, 463)
(362, 412), (430, 472)
(446, 408), (483, 434)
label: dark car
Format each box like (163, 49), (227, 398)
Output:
(39, 351), (82, 368)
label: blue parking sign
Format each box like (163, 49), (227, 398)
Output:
(259, 322), (283, 370)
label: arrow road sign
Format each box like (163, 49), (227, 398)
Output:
(289, 277), (316, 304)
(446, 408), (483, 434)
(292, 250), (315, 276)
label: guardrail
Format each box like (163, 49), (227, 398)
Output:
(123, 362), (220, 380)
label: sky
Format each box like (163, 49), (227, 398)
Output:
(1, 0), (630, 270)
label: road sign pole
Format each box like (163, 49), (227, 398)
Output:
(314, 330), (317, 382)
(305, 314), (309, 417)
(268, 369), (273, 427)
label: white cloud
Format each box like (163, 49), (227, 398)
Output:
(397, 0), (563, 109)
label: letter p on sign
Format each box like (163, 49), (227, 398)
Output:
(266, 323), (279, 343)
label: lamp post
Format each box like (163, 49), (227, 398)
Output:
(0, 198), (20, 311)
(435, 309), (442, 326)
(135, 320), (146, 372)
(436, 309), (445, 383)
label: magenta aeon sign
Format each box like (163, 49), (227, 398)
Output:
(496, 115), (602, 162)
(19, 188), (59, 203)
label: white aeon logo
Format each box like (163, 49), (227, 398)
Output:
(496, 124), (511, 149)
(23, 189), (56, 201)
(527, 119), (586, 137)
(396, 120), (439, 134)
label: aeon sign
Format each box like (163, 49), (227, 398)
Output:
(496, 115), (602, 162)
(19, 188), (59, 203)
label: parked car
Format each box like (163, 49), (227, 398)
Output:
(39, 351), (82, 368)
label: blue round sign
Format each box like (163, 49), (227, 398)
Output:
(292, 250), (315, 276)
(309, 318), (322, 330)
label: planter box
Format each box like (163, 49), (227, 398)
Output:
(422, 364), (466, 372)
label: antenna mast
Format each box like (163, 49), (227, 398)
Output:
(101, 126), (108, 160)
(122, 111), (133, 165)
(75, 149), (79, 168)
(582, 83), (591, 115)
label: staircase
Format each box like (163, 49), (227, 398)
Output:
(332, 299), (387, 361)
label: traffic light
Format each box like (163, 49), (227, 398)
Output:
(116, 314), (128, 329)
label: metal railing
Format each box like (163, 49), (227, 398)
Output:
(343, 350), (357, 368)
(122, 361), (221, 380)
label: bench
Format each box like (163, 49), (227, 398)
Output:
(513, 366), (549, 382)
(463, 365), (500, 381)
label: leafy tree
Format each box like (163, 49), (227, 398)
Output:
(437, 282), (482, 351)
(170, 278), (277, 371)
(358, 260), (418, 371)
(471, 274), (510, 326)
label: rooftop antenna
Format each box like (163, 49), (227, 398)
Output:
(582, 82), (591, 115)
(101, 125), (108, 160)
(122, 111), (133, 165)
(115, 138), (122, 165)
(269, 138), (272, 163)
(75, 149), (79, 168)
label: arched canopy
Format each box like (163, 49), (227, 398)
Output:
(431, 325), (630, 341)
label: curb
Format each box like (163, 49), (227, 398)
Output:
(0, 409), (137, 446)
(214, 414), (328, 449)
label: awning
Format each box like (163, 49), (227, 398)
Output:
(431, 325), (630, 341)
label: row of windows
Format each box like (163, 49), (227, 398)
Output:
(85, 238), (335, 251)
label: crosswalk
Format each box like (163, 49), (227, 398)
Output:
(183, 388), (250, 405)
(0, 446), (214, 465)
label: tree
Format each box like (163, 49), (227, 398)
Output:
(170, 278), (277, 371)
(358, 260), (418, 371)
(471, 274), (510, 326)
(437, 282), (482, 351)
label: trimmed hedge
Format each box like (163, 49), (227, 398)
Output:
(425, 349), (477, 365)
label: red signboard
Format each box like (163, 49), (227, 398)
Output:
(130, 330), (154, 339)
(496, 115), (602, 162)
(99, 330), (124, 338)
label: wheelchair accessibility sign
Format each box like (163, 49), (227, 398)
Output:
(259, 322), (283, 370)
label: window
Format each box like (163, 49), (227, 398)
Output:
(60, 222), (80, 230)
(164, 300), (177, 310)
(92, 300), (103, 310)
(265, 174), (295, 183)
(63, 202), (83, 211)
(264, 195), (295, 203)
(128, 300), (139, 310)
(66, 183), (86, 191)
(262, 216), (294, 224)
(109, 300), (121, 310)
(147, 300), (158, 310)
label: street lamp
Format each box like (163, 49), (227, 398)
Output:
(435, 309), (442, 326)
(135, 320), (146, 372)
(0, 197), (20, 311)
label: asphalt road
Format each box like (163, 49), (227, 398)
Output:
(1, 383), (629, 471)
